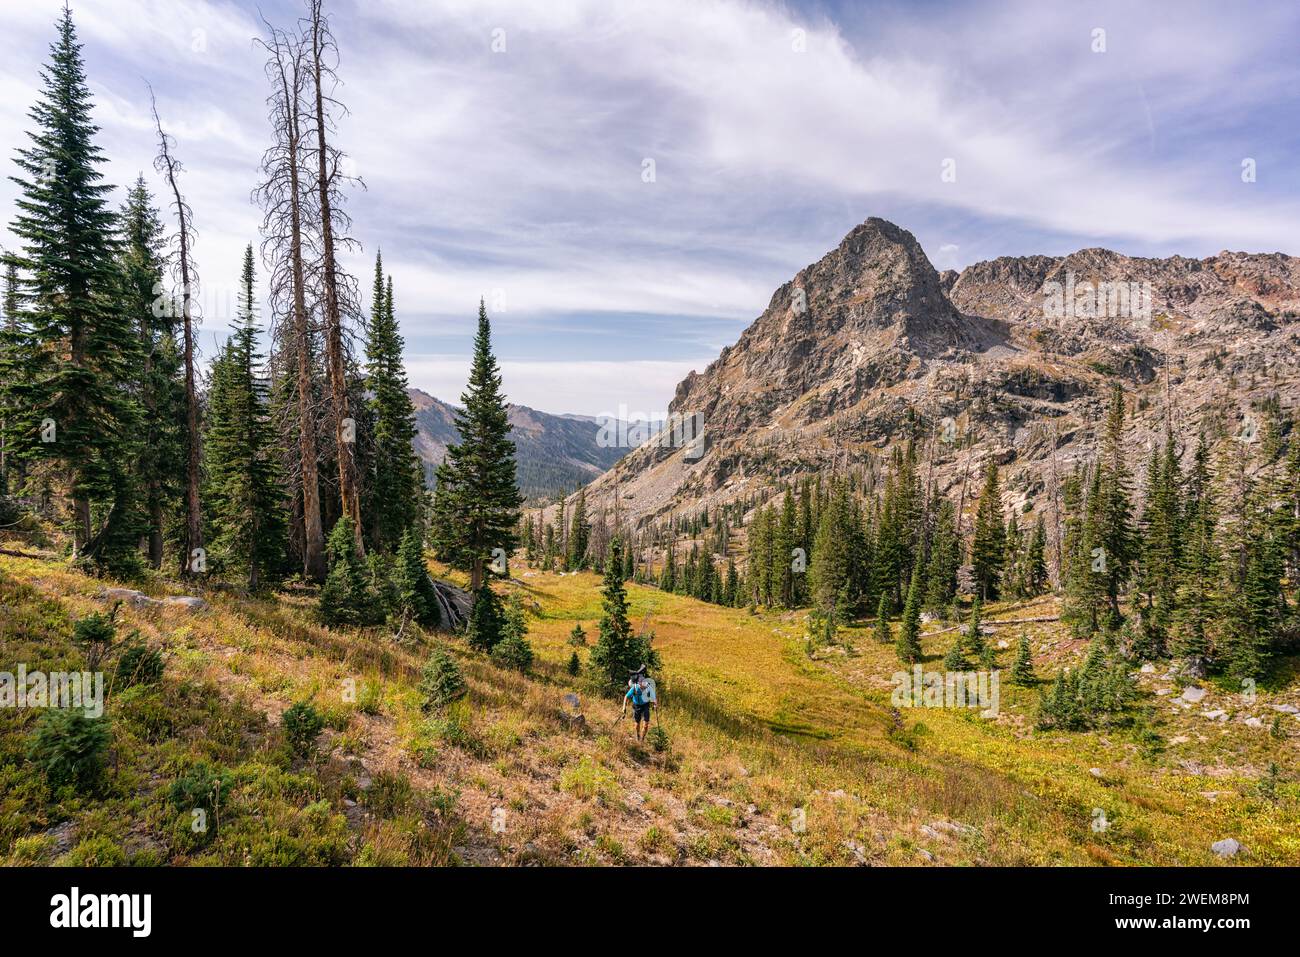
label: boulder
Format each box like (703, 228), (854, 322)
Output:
(1211, 838), (1241, 858)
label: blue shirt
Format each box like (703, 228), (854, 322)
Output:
(626, 682), (647, 706)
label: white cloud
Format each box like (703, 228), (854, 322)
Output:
(1, 0), (1296, 412)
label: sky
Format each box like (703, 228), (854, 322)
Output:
(1, 0), (1297, 416)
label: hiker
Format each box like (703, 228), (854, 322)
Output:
(621, 665), (655, 742)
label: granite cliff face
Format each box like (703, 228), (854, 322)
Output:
(573, 218), (1300, 526)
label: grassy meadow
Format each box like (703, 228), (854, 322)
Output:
(1, 551), (1296, 866)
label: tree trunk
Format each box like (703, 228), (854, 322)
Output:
(286, 71), (326, 582)
(308, 1), (363, 557)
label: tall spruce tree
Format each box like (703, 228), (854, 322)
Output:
(970, 458), (1006, 600)
(923, 496), (961, 614)
(203, 246), (287, 590)
(7, 7), (142, 560)
(363, 253), (424, 553)
(896, 562), (924, 664)
(588, 539), (657, 690)
(1173, 435), (1217, 671)
(1097, 384), (1135, 625)
(566, 484), (589, 571)
(119, 177), (185, 569)
(430, 299), (523, 591)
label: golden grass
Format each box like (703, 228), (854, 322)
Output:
(2, 551), (1296, 866)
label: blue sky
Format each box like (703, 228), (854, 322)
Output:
(2, 0), (1297, 415)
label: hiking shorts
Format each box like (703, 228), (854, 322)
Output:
(633, 702), (652, 722)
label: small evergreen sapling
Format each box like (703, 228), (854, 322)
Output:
(1011, 634), (1036, 686)
(420, 643), (467, 712)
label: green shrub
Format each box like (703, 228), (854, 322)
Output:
(168, 760), (232, 815)
(365, 770), (413, 818)
(27, 709), (109, 792)
(319, 519), (381, 627)
(282, 701), (325, 756)
(420, 644), (466, 712)
(647, 724), (670, 753)
(60, 834), (126, 867)
(114, 645), (164, 688)
(567, 651), (581, 676)
(491, 632), (533, 672)
(73, 609), (125, 670)
(489, 593), (533, 672)
(356, 680), (383, 716)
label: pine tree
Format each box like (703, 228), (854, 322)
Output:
(923, 497), (960, 614)
(1011, 633), (1035, 686)
(364, 254), (424, 553)
(1064, 465), (1108, 637)
(1026, 515), (1048, 597)
(895, 563), (924, 664)
(491, 592), (534, 672)
(1136, 428), (1181, 656)
(430, 299), (523, 591)
(1173, 435), (1217, 671)
(724, 558), (739, 607)
(320, 518), (377, 626)
(118, 177), (185, 569)
(777, 489), (796, 607)
(1097, 385), (1135, 626)
(566, 485), (589, 570)
(7, 7), (142, 560)
(204, 246), (287, 590)
(465, 583), (504, 652)
(809, 490), (851, 621)
(874, 593), (892, 644)
(419, 643), (466, 712)
(391, 525), (441, 630)
(660, 542), (677, 593)
(970, 458), (1006, 600)
(0, 256), (24, 495)
(588, 540), (658, 690)
(942, 632), (970, 671)
(965, 595), (986, 658)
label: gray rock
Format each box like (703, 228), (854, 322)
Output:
(1140, 663), (1156, 674)
(1201, 709), (1228, 722)
(1243, 717), (1263, 729)
(164, 595), (208, 612)
(1270, 703), (1299, 714)
(1180, 686), (1207, 703)
(1211, 838), (1241, 858)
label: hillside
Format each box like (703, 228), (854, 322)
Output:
(2, 550), (1295, 866)
(570, 218), (1300, 527)
(408, 389), (625, 502)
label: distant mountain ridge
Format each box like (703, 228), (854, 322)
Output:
(565, 216), (1300, 528)
(407, 388), (627, 501)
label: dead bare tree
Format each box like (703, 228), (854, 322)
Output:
(304, 0), (365, 556)
(150, 90), (204, 579)
(255, 21), (327, 581)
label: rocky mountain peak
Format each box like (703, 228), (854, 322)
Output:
(571, 219), (1299, 532)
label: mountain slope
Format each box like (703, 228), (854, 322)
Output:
(572, 218), (1300, 526)
(408, 388), (625, 501)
